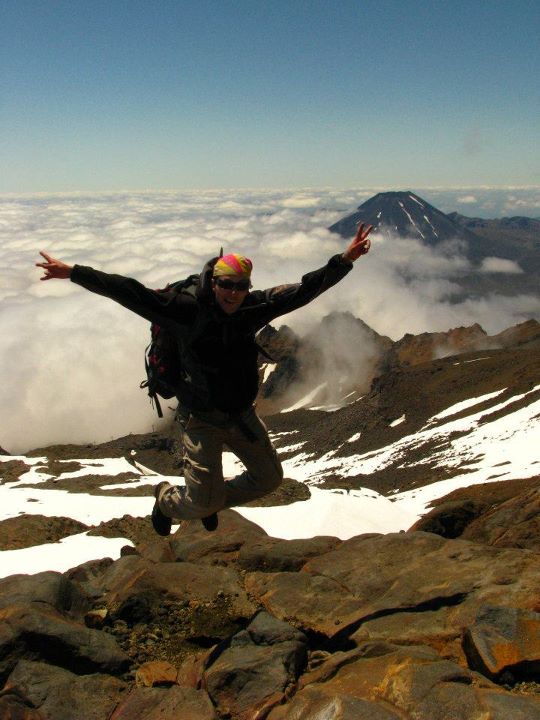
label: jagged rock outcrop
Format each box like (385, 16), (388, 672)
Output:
(258, 316), (539, 412)
(258, 311), (392, 412)
(203, 612), (308, 718)
(268, 642), (540, 719)
(384, 319), (540, 371)
(492, 318), (540, 349)
(411, 475), (540, 551)
(384, 323), (491, 369)
(4, 510), (540, 718)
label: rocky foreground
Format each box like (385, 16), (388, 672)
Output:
(3, 489), (540, 720)
(1, 320), (539, 718)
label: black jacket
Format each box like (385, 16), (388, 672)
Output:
(71, 254), (353, 413)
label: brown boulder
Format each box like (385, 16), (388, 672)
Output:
(350, 605), (468, 665)
(0, 571), (89, 616)
(110, 686), (217, 720)
(269, 642), (540, 720)
(0, 605), (130, 682)
(202, 612), (308, 719)
(66, 557), (115, 600)
(0, 694), (46, 719)
(4, 660), (126, 720)
(409, 477), (540, 550)
(169, 509), (266, 566)
(135, 660), (178, 687)
(463, 605), (540, 681)
(268, 686), (401, 719)
(0, 459), (28, 482)
(411, 476), (540, 550)
(238, 535), (341, 573)
(462, 484), (540, 550)
(409, 499), (488, 538)
(245, 531), (540, 657)
(100, 555), (255, 620)
(0, 515), (88, 551)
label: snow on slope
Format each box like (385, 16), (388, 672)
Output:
(0, 382), (539, 577)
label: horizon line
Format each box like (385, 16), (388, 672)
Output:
(1, 184), (540, 199)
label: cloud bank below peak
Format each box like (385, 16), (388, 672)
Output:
(0, 187), (538, 452)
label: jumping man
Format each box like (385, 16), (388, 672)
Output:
(36, 223), (372, 535)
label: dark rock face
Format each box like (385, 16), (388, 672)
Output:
(411, 476), (540, 551)
(464, 606), (540, 682)
(203, 612), (308, 718)
(3, 661), (126, 720)
(0, 458), (27, 482)
(0, 604), (130, 682)
(268, 642), (540, 720)
(3, 514), (540, 718)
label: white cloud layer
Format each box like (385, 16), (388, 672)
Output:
(0, 188), (538, 453)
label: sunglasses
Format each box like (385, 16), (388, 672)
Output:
(215, 277), (251, 291)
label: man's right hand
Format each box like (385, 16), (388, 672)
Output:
(36, 251), (73, 280)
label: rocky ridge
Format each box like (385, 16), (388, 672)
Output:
(3, 506), (540, 718)
(258, 316), (540, 413)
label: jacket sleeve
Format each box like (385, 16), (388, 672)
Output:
(70, 265), (196, 326)
(254, 254), (353, 324)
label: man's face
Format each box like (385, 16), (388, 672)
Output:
(212, 274), (250, 314)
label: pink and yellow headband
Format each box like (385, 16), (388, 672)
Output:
(213, 253), (253, 278)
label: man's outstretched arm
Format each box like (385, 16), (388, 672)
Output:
(254, 223), (374, 324)
(35, 251), (195, 327)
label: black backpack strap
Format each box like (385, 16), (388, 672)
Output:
(153, 394), (164, 418)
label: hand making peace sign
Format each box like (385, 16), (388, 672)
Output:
(342, 223), (373, 263)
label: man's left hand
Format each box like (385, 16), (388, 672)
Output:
(342, 223), (373, 263)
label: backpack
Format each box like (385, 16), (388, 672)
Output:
(140, 274), (199, 418)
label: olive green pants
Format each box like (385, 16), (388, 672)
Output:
(158, 406), (283, 520)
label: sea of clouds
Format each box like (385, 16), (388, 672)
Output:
(1, 186), (539, 453)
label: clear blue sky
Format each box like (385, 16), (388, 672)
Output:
(1, 0), (539, 192)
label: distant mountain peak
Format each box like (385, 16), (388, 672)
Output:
(329, 190), (477, 246)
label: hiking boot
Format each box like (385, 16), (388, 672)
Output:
(201, 512), (218, 532)
(151, 481), (173, 537)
